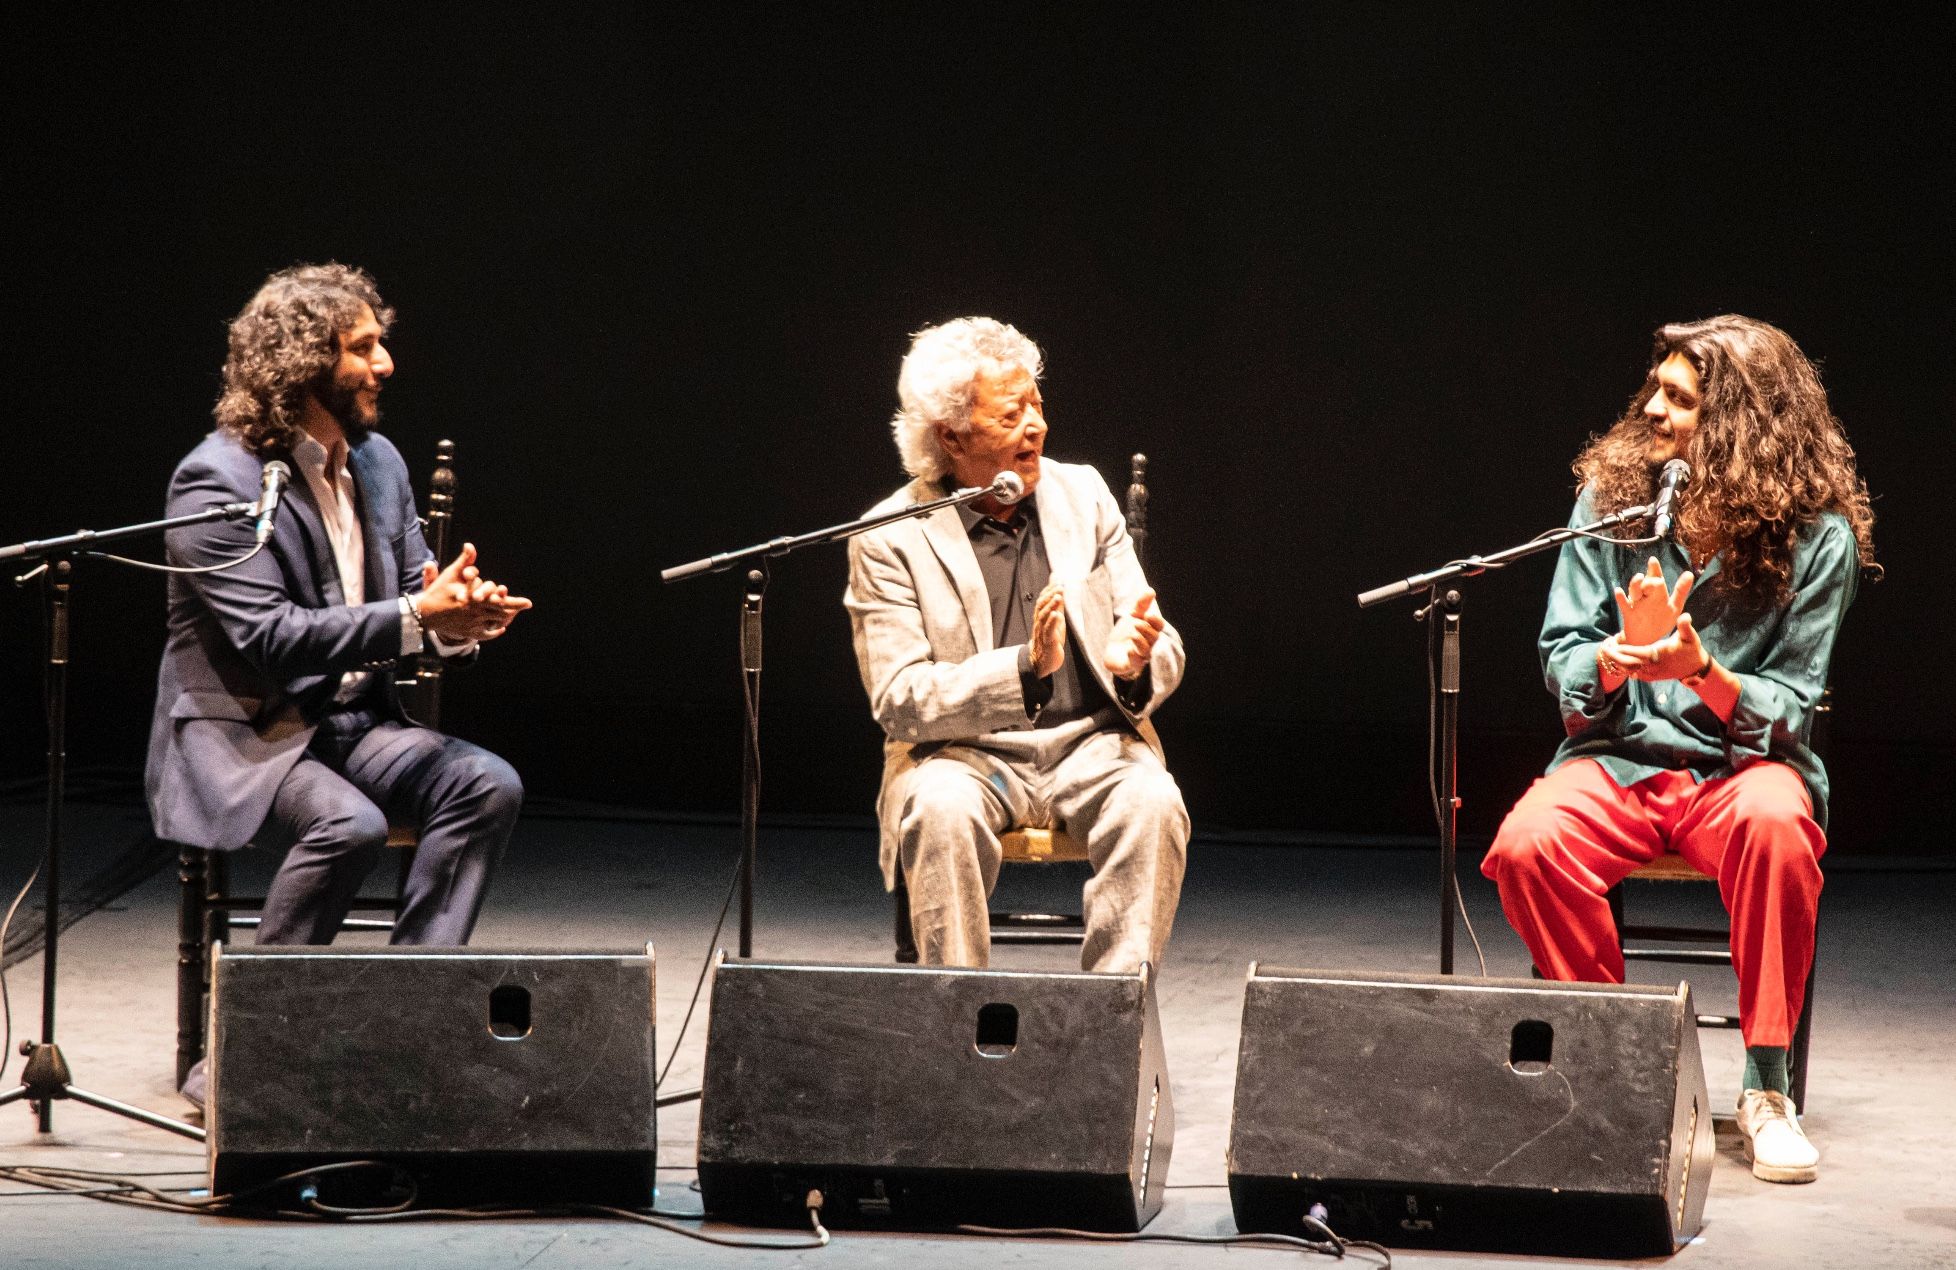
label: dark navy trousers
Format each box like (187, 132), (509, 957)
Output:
(253, 703), (522, 947)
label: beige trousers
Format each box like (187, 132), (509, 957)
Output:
(894, 718), (1188, 973)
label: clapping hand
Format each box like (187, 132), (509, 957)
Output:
(1102, 589), (1165, 681)
(1029, 581), (1068, 678)
(1614, 557), (1695, 646)
(1610, 611), (1712, 683)
(414, 542), (533, 642)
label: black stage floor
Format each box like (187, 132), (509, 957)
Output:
(2, 801), (1952, 1268)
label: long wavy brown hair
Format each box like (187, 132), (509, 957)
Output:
(1574, 315), (1876, 603)
(214, 263), (394, 457)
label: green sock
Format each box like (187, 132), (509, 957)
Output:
(1743, 1046), (1790, 1096)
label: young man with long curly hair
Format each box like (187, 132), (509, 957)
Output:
(1481, 315), (1875, 1185)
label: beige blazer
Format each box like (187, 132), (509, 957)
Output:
(844, 458), (1185, 888)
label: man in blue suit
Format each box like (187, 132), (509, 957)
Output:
(147, 264), (529, 1007)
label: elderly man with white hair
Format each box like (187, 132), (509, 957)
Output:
(844, 317), (1189, 972)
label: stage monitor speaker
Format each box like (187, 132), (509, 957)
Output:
(208, 943), (657, 1209)
(698, 955), (1173, 1232)
(1228, 966), (1713, 1259)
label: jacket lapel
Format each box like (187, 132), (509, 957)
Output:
(1035, 462), (1121, 703)
(917, 494), (993, 654)
(347, 440), (393, 602)
(280, 470), (344, 606)
(1033, 460), (1092, 591)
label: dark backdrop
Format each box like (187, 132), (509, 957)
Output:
(7, 11), (1951, 854)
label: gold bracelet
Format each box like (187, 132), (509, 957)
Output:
(1597, 646), (1628, 680)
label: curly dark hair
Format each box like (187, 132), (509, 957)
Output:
(1573, 315), (1876, 603)
(214, 263), (395, 457)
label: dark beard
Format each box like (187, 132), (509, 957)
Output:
(315, 374), (380, 439)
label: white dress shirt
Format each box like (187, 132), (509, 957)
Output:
(291, 436), (426, 704)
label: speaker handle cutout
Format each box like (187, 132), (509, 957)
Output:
(1509, 1018), (1553, 1074)
(974, 1003), (1018, 1056)
(488, 984), (532, 1039)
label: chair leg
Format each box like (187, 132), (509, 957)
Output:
(893, 866), (918, 964)
(196, 851), (232, 1067)
(175, 845), (206, 1088)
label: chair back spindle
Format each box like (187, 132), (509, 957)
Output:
(402, 440), (458, 729)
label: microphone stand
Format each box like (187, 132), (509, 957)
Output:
(662, 481), (1017, 959)
(1357, 503), (1651, 975)
(0, 500), (259, 1140)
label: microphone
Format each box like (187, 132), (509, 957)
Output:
(990, 471), (1027, 504)
(1649, 459), (1690, 541)
(254, 460), (292, 544)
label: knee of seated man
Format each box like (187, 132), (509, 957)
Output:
(1729, 795), (1822, 866)
(900, 767), (987, 835)
(448, 748), (525, 822)
(320, 798), (390, 854)
(1483, 809), (1559, 880)
(1106, 766), (1189, 838)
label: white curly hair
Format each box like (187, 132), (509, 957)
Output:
(891, 317), (1043, 480)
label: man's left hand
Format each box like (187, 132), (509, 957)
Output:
(1103, 589), (1165, 681)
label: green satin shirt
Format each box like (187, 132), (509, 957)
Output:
(1541, 492), (1859, 827)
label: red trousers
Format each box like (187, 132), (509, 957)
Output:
(1481, 759), (1825, 1048)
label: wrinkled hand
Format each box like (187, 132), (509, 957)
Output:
(1614, 557), (1694, 647)
(1102, 589), (1165, 681)
(414, 542), (533, 642)
(1029, 581), (1067, 678)
(1611, 612), (1711, 683)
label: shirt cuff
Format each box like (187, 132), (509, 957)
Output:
(402, 596), (476, 658)
(399, 596), (424, 656)
(1016, 644), (1053, 720)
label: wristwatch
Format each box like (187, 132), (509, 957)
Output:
(1680, 651), (1715, 688)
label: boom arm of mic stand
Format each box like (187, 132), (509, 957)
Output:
(0, 502), (258, 566)
(660, 484), (1005, 584)
(1355, 504), (1651, 609)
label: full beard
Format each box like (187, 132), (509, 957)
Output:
(317, 375), (381, 439)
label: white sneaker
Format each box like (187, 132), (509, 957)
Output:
(1736, 1089), (1819, 1183)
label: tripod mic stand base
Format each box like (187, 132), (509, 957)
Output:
(0, 1041), (205, 1141)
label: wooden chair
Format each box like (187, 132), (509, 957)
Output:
(1608, 685), (1832, 1110)
(890, 455), (1150, 963)
(173, 441), (457, 1088)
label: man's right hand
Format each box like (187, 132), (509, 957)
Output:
(415, 542), (533, 642)
(1029, 581), (1067, 678)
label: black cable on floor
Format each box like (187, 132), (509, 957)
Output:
(0, 1161), (830, 1251)
(956, 1220), (1392, 1266)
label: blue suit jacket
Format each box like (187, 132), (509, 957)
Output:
(144, 430), (435, 849)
